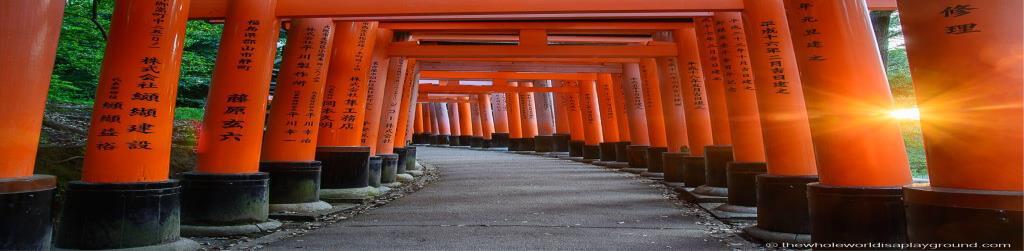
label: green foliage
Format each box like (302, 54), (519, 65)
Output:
(884, 11), (929, 178)
(174, 107), (205, 121)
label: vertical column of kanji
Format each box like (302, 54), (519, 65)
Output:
(551, 82), (572, 153)
(376, 56), (408, 187)
(611, 74), (633, 165)
(898, 0), (1023, 247)
(559, 80), (587, 158)
(706, 12), (769, 216)
(360, 31), (393, 157)
(578, 80), (604, 161)
(783, 0), (913, 243)
(258, 18), (336, 215)
(477, 94), (495, 146)
(181, 0), (281, 236)
(0, 1), (63, 249)
(504, 81), (524, 150)
(393, 59), (420, 175)
(517, 81), (539, 151)
(490, 92), (511, 148)
(458, 97), (475, 146)
(593, 74), (621, 164)
(653, 31), (692, 187)
(690, 17), (736, 197)
(315, 21), (380, 199)
(638, 59), (670, 176)
(533, 80), (557, 152)
(435, 103), (452, 145)
(469, 97), (485, 147)
(54, 0), (196, 249)
(670, 26), (716, 191)
(737, 0), (821, 243)
(620, 63), (652, 171)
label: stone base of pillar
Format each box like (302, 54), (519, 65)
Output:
(701, 145), (732, 194)
(582, 144), (601, 160)
(644, 146), (668, 174)
(742, 175), (818, 244)
(379, 154), (399, 184)
(459, 136), (473, 147)
(491, 133), (510, 148)
(682, 156), (706, 187)
(568, 140), (585, 157)
(623, 145), (650, 173)
(259, 161), (331, 213)
(662, 152), (688, 183)
(608, 162), (631, 169)
(448, 135), (461, 146)
(808, 183), (907, 244)
(615, 141), (631, 162)
(411, 134), (423, 144)
(316, 146), (370, 189)
(404, 146), (418, 171)
(320, 186), (383, 203)
(469, 136), (484, 148)
(367, 156), (383, 187)
(55, 180), (194, 249)
(482, 139), (493, 148)
(903, 185), (1023, 249)
(534, 135), (555, 152)
(179, 172), (280, 237)
(435, 135), (450, 145)
(1, 175), (55, 251)
(519, 137), (536, 152)
(394, 148), (409, 174)
(712, 161), (770, 217)
(552, 134), (571, 152)
(508, 138), (522, 151)
(598, 142), (618, 161)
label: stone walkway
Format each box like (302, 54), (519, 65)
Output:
(264, 147), (750, 250)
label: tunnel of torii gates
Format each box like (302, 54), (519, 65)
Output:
(0, 0), (1021, 250)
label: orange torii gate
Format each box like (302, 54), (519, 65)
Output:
(5, 0), (1022, 250)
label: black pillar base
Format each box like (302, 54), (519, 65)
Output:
(259, 161), (327, 211)
(712, 162), (766, 216)
(904, 185), (1023, 249)
(367, 156), (383, 187)
(435, 135), (450, 145)
(394, 147), (409, 174)
(808, 183), (907, 244)
(519, 137), (536, 151)
(459, 135), (473, 146)
(412, 134), (423, 144)
(56, 180), (196, 250)
(180, 172), (278, 237)
(491, 132), (510, 148)
(316, 146), (370, 189)
(470, 136), (484, 148)
(482, 139), (493, 148)
(645, 147), (668, 173)
(404, 146), (418, 171)
(379, 154), (399, 184)
(743, 175), (819, 244)
(449, 135), (462, 146)
(582, 144), (601, 160)
(535, 135), (555, 152)
(552, 134), (571, 152)
(508, 138), (522, 151)
(662, 152), (688, 183)
(615, 141), (631, 162)
(1, 175), (55, 251)
(682, 156), (706, 187)
(694, 145), (732, 196)
(598, 142), (618, 161)
(627, 145), (650, 170)
(568, 140), (585, 157)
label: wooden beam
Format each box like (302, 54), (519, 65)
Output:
(418, 61), (622, 73)
(419, 84), (579, 94)
(388, 42), (677, 58)
(419, 71), (598, 80)
(188, 0), (743, 20)
(383, 22), (694, 31)
(418, 57), (642, 63)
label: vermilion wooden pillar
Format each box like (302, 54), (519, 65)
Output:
(688, 17), (737, 199)
(469, 97), (484, 147)
(258, 18), (336, 214)
(533, 81), (557, 152)
(638, 59), (670, 176)
(738, 0), (820, 243)
(360, 31), (395, 157)
(593, 74), (622, 165)
(447, 102), (462, 146)
(435, 103), (452, 145)
(898, 0), (1022, 247)
(518, 81), (540, 151)
(578, 80), (604, 161)
(784, 0), (913, 243)
(504, 80), (525, 150)
(611, 75), (634, 164)
(477, 94), (495, 146)
(458, 97), (475, 146)
(558, 80), (587, 158)
(620, 63), (652, 172)
(413, 103), (425, 143)
(376, 57), (409, 187)
(183, 0), (281, 236)
(55, 0), (196, 249)
(653, 31), (693, 186)
(315, 21), (381, 200)
(392, 59), (420, 175)
(551, 84), (573, 153)
(708, 11), (769, 217)
(490, 92), (511, 148)
(0, 1), (63, 249)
